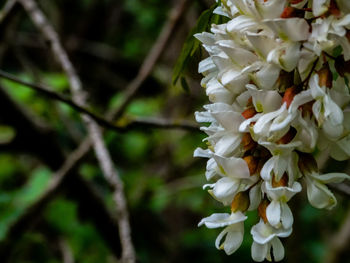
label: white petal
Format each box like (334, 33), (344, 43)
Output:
(246, 33), (277, 59)
(305, 177), (337, 209)
(333, 135), (350, 160)
(195, 111), (214, 123)
(271, 237), (285, 262)
(263, 18), (310, 41)
(312, 172), (350, 184)
(255, 63), (280, 89)
(266, 200), (281, 227)
(214, 134), (241, 156)
(248, 183), (262, 211)
(252, 242), (268, 262)
(211, 110), (244, 131)
(247, 85), (282, 113)
(193, 148), (212, 158)
(222, 224), (245, 255)
(251, 220), (276, 244)
(213, 177), (239, 201)
(281, 202), (293, 229)
(198, 212), (247, 228)
(313, 0), (329, 16)
(214, 155), (251, 179)
(260, 156), (275, 181)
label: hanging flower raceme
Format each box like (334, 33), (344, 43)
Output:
(195, 0), (350, 261)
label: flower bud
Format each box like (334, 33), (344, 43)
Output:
(282, 86), (299, 108)
(335, 56), (350, 77)
(329, 0), (341, 17)
(281, 7), (297, 18)
(241, 133), (256, 151)
(258, 199), (270, 224)
(231, 191), (250, 213)
(272, 173), (289, 187)
(276, 127), (297, 144)
(298, 152), (318, 175)
(243, 156), (258, 175)
(289, 0), (304, 4)
(242, 107), (257, 119)
(317, 64), (332, 88)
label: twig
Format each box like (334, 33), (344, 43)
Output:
(0, 85), (123, 259)
(323, 206), (350, 263)
(18, 0), (135, 262)
(1, 139), (91, 260)
(8, 1), (194, 260)
(0, 69), (199, 132)
(0, 0), (18, 24)
(0, 69), (113, 125)
(128, 116), (199, 131)
(329, 183), (350, 197)
(108, 0), (190, 120)
(59, 239), (75, 263)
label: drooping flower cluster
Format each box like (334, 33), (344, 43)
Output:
(195, 0), (350, 261)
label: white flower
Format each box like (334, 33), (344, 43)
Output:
(195, 0), (350, 261)
(310, 74), (344, 140)
(260, 152), (299, 183)
(263, 181), (302, 229)
(203, 154), (256, 205)
(251, 220), (292, 262)
(305, 172), (350, 209)
(198, 212), (247, 255)
(313, 0), (330, 17)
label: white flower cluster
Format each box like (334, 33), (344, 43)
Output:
(195, 0), (350, 261)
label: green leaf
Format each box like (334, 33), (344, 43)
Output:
(0, 126), (16, 144)
(172, 4), (222, 86)
(332, 45), (343, 58)
(180, 77), (190, 92)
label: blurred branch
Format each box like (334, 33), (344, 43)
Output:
(0, 85), (122, 261)
(329, 183), (350, 196)
(127, 116), (199, 131)
(0, 0), (18, 24)
(3, 138), (90, 252)
(18, 0), (136, 262)
(0, 69), (199, 132)
(66, 36), (122, 63)
(0, 0), (20, 30)
(323, 206), (350, 263)
(109, 0), (190, 120)
(59, 239), (75, 263)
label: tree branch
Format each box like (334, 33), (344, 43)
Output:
(108, 0), (190, 120)
(323, 206), (350, 263)
(0, 69), (199, 132)
(0, 85), (122, 261)
(6, 1), (195, 260)
(18, 0), (136, 262)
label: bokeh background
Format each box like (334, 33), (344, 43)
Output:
(0, 0), (349, 262)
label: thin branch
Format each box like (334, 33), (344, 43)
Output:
(127, 116), (199, 131)
(1, 139), (92, 259)
(0, 86), (123, 259)
(108, 0), (190, 120)
(0, 69), (199, 132)
(0, 0), (18, 24)
(323, 206), (350, 263)
(59, 239), (75, 263)
(0, 69), (111, 125)
(18, 0), (135, 262)
(329, 183), (350, 197)
(7, 1), (194, 260)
